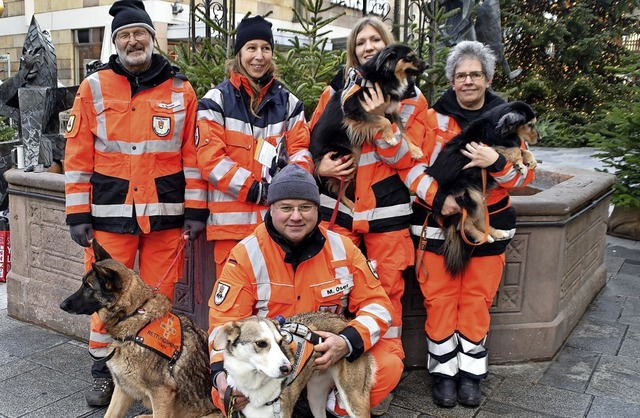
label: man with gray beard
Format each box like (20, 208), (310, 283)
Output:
(63, 0), (208, 408)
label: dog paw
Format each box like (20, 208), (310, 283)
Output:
(385, 137), (399, 146)
(514, 163), (526, 174)
(410, 147), (424, 159)
(491, 229), (511, 241)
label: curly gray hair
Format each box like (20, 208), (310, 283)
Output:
(445, 41), (497, 82)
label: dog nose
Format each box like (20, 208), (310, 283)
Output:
(280, 364), (292, 375)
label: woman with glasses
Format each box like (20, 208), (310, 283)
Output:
(406, 40), (535, 408)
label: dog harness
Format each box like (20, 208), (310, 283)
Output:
(112, 311), (183, 367)
(277, 317), (323, 386)
(340, 67), (374, 107)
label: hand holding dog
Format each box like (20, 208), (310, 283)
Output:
(312, 331), (350, 370)
(214, 373), (249, 413)
(317, 152), (355, 180)
(461, 141), (500, 169)
(359, 82), (390, 116)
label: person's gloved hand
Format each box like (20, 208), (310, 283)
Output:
(247, 180), (270, 206)
(69, 223), (93, 247)
(182, 219), (206, 241)
(258, 181), (269, 206)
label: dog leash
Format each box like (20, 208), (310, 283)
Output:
(153, 233), (188, 293)
(327, 174), (347, 231)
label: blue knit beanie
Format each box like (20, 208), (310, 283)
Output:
(267, 164), (320, 206)
(234, 16), (274, 55)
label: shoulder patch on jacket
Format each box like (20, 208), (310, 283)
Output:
(213, 281), (231, 305)
(64, 112), (81, 138)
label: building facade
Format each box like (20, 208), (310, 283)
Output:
(0, 0), (393, 87)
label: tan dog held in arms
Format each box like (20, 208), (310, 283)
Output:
(213, 311), (375, 418)
(59, 240), (219, 418)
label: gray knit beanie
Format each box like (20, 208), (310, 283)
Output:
(267, 164), (320, 206)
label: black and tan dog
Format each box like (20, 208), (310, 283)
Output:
(60, 240), (218, 418)
(310, 43), (427, 209)
(425, 100), (539, 276)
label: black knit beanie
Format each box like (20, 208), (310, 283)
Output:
(234, 16), (274, 55)
(267, 164), (320, 206)
(110, 0), (156, 42)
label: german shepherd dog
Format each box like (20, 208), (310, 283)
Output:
(213, 311), (375, 418)
(59, 240), (218, 418)
(425, 100), (539, 276)
(310, 43), (427, 209)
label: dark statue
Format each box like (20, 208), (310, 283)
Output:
(440, 0), (522, 80)
(0, 16), (77, 171)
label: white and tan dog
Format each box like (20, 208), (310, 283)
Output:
(213, 311), (375, 418)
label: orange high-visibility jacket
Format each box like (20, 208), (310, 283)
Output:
(64, 57), (208, 233)
(309, 75), (427, 233)
(196, 71), (313, 240)
(405, 95), (536, 256)
(208, 222), (393, 371)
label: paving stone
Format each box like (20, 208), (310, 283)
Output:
(586, 354), (640, 404)
(605, 255), (625, 277)
(563, 317), (626, 355)
(539, 346), (600, 392)
(476, 400), (558, 417)
(606, 245), (640, 261)
(0, 310), (24, 333)
(620, 259), (640, 276)
(27, 341), (92, 377)
(489, 378), (592, 417)
(581, 293), (625, 323)
(490, 361), (552, 384)
(20, 390), (94, 418)
(0, 358), (39, 381)
(619, 297), (640, 326)
(618, 325), (640, 358)
(0, 366), (88, 417)
(600, 273), (640, 301)
(0, 323), (69, 358)
(586, 396), (640, 417)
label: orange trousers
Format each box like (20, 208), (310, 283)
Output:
(86, 229), (185, 361)
(320, 222), (413, 359)
(417, 251), (505, 342)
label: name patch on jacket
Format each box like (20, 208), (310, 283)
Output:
(134, 312), (182, 362)
(152, 116), (171, 137)
(321, 281), (353, 298)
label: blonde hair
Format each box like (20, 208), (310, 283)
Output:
(225, 53), (277, 116)
(345, 17), (395, 70)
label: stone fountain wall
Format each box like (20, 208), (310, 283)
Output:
(4, 166), (616, 366)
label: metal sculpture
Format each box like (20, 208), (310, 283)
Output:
(0, 16), (77, 171)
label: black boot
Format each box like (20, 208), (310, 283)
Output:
(458, 375), (482, 407)
(432, 376), (457, 407)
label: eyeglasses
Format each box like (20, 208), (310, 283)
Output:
(116, 30), (149, 42)
(275, 204), (316, 214)
(453, 71), (485, 82)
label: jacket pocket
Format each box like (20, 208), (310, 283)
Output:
(371, 174), (410, 208)
(155, 171), (186, 203)
(91, 172), (129, 205)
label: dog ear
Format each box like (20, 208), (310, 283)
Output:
(496, 110), (527, 136)
(91, 262), (122, 293)
(213, 322), (241, 351)
(92, 240), (112, 262)
(373, 47), (396, 78)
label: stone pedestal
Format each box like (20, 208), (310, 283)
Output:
(401, 167), (616, 367)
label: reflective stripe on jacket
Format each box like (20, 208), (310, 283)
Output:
(208, 223), (393, 369)
(64, 62), (207, 234)
(196, 71), (313, 240)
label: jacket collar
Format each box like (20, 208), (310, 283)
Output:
(264, 213), (325, 270)
(432, 88), (505, 129)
